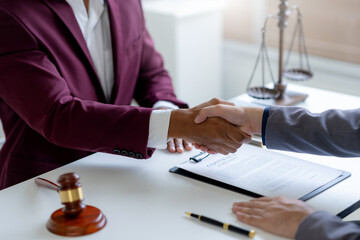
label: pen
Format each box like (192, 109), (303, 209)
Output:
(185, 212), (256, 238)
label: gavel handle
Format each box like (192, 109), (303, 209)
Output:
(35, 177), (59, 192)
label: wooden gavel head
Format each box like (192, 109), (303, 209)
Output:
(46, 172), (107, 236)
(57, 172), (86, 216)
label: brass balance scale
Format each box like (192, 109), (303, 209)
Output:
(246, 0), (313, 106)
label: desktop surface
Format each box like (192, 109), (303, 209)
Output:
(0, 84), (359, 240)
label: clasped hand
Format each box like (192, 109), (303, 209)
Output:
(167, 98), (253, 155)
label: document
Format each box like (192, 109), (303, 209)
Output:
(171, 144), (350, 200)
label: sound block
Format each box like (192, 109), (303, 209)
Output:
(46, 205), (106, 236)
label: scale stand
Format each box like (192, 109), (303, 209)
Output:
(246, 0), (313, 106)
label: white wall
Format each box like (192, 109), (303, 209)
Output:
(143, 0), (225, 106)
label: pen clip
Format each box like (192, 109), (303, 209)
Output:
(189, 152), (210, 163)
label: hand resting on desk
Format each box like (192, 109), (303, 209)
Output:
(232, 196), (314, 239)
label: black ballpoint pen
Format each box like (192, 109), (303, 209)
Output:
(185, 212), (256, 238)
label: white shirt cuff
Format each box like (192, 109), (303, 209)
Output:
(152, 100), (179, 110)
(148, 101), (179, 149)
(148, 109), (172, 149)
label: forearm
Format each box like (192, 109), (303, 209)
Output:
(296, 211), (360, 240)
(39, 97), (153, 155)
(0, 52), (154, 158)
(264, 107), (360, 157)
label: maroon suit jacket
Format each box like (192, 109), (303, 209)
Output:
(0, 0), (187, 189)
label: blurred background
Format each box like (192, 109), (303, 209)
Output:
(142, 0), (360, 106)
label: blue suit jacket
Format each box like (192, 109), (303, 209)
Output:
(265, 107), (360, 239)
(296, 211), (360, 240)
(265, 107), (360, 157)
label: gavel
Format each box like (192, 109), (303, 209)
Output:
(35, 172), (106, 236)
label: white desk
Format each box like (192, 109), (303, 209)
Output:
(0, 84), (359, 240)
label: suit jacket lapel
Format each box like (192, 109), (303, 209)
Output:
(41, 0), (106, 102)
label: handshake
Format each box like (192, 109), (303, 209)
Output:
(167, 98), (265, 155)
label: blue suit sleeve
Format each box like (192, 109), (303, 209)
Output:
(265, 107), (360, 157)
(261, 107), (270, 146)
(296, 211), (360, 240)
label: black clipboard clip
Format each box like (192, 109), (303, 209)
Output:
(189, 152), (210, 163)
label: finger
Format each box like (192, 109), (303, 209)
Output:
(221, 128), (251, 153)
(213, 140), (241, 154)
(216, 138), (242, 154)
(208, 129), (242, 153)
(194, 105), (223, 124)
(195, 144), (218, 155)
(234, 211), (263, 228)
(167, 139), (176, 153)
(233, 200), (268, 210)
(215, 149), (229, 155)
(209, 145), (237, 155)
(207, 149), (218, 155)
(175, 138), (184, 153)
(183, 140), (193, 151)
(232, 206), (263, 217)
(207, 98), (235, 106)
(228, 130), (252, 145)
(199, 145), (208, 152)
(250, 197), (274, 202)
(211, 98), (235, 106)
(232, 204), (264, 215)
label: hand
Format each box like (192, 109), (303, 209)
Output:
(168, 98), (251, 155)
(195, 105), (265, 136)
(155, 106), (193, 153)
(193, 105), (264, 153)
(232, 196), (315, 238)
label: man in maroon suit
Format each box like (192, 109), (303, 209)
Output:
(0, 0), (247, 189)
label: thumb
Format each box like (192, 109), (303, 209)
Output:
(194, 106), (221, 124)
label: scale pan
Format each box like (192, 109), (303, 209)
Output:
(246, 87), (281, 99)
(283, 69), (313, 81)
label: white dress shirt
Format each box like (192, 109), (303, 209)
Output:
(66, 0), (177, 149)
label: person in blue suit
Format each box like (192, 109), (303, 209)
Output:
(195, 105), (360, 239)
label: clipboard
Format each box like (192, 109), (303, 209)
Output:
(169, 166), (351, 201)
(169, 145), (355, 217)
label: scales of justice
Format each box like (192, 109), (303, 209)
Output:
(246, 0), (313, 106)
